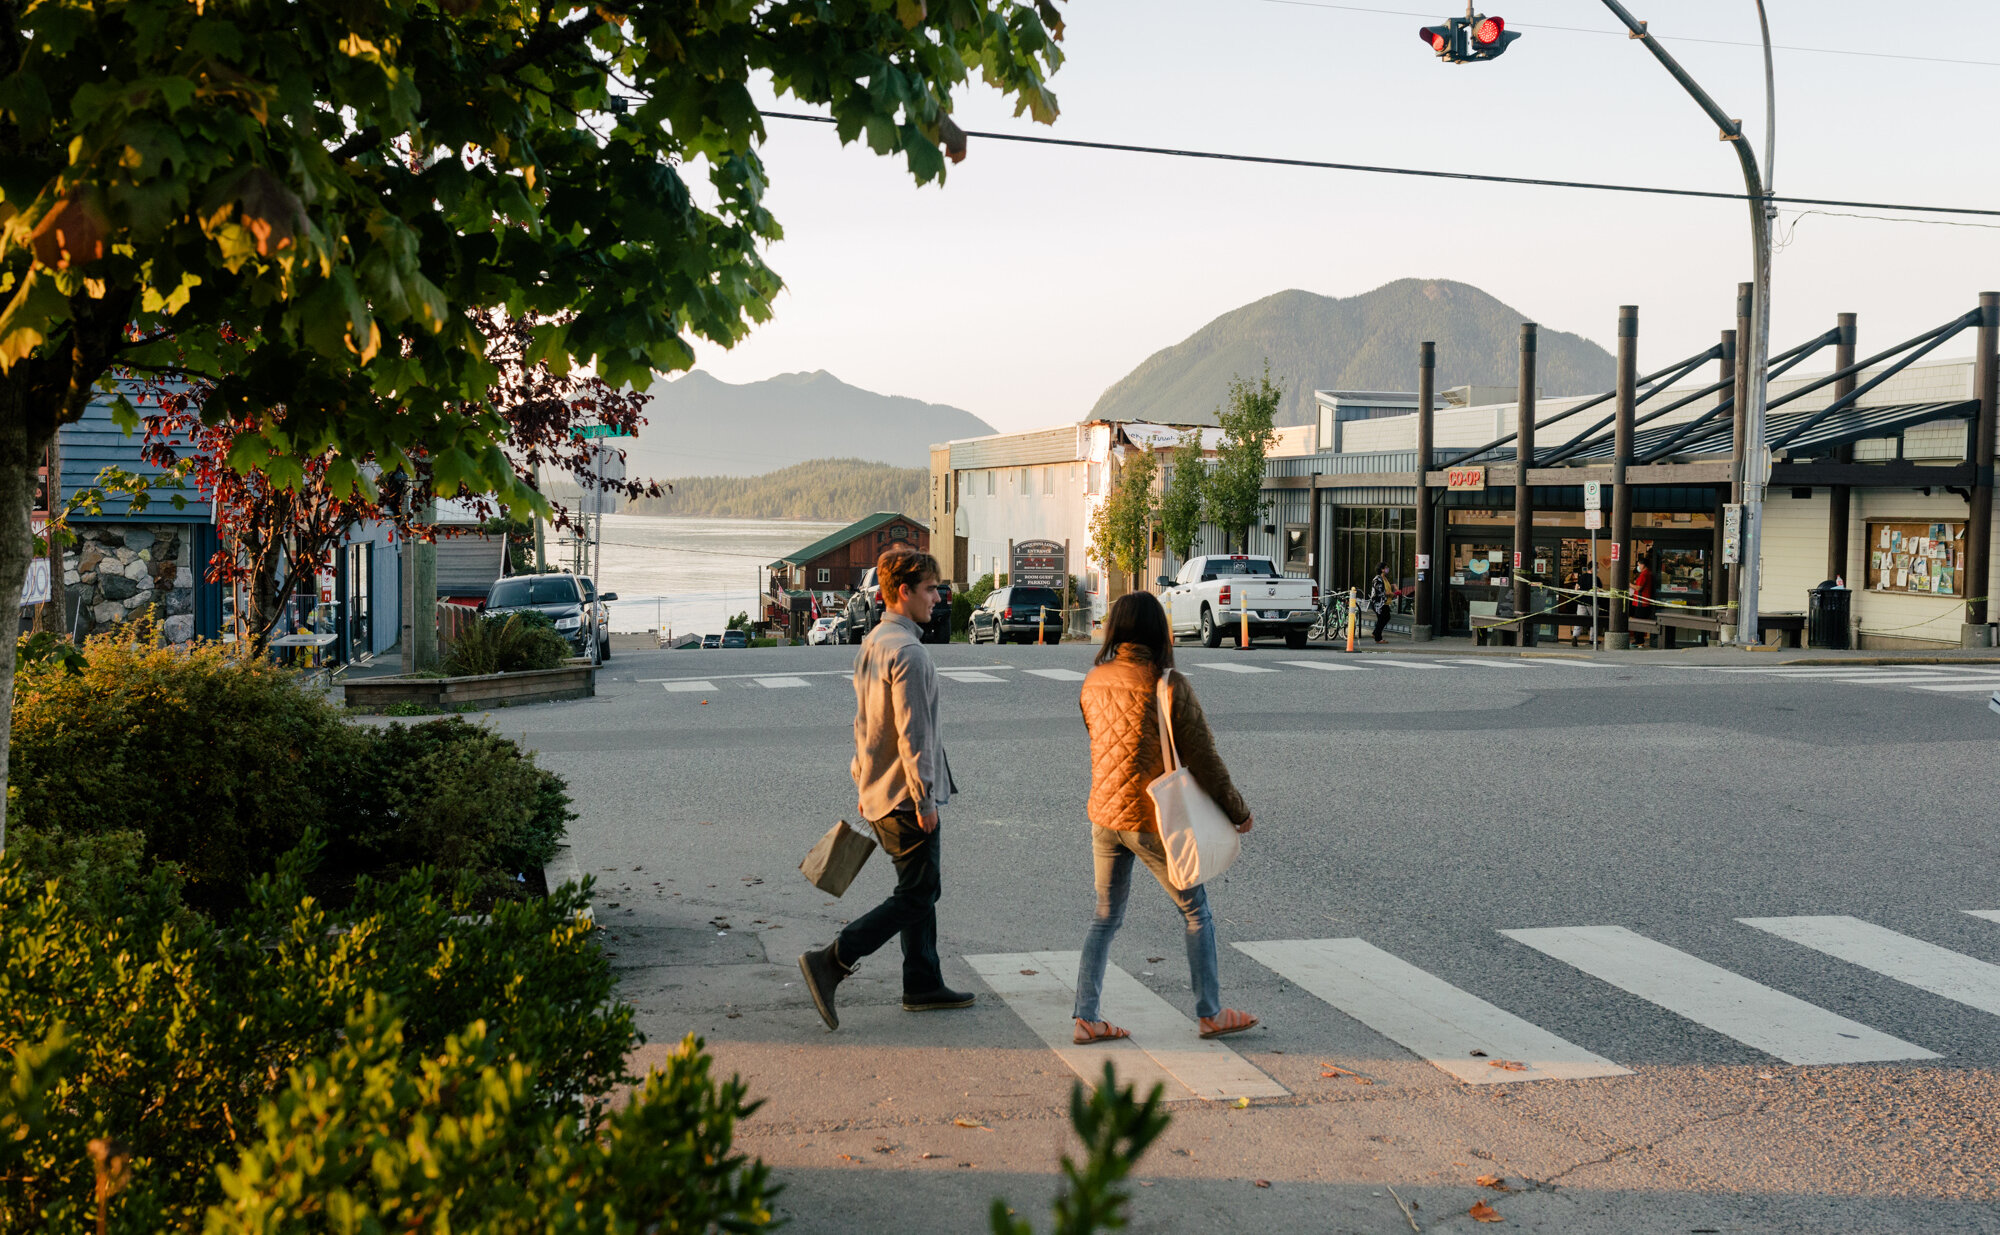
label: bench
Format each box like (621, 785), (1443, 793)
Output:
(1656, 610), (1721, 649)
(1759, 612), (1806, 648)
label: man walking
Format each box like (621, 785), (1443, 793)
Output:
(799, 548), (973, 1031)
(1368, 562), (1393, 644)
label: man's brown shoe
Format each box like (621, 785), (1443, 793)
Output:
(902, 986), (976, 1012)
(799, 945), (850, 1031)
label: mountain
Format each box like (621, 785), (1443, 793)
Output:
(620, 458), (926, 522)
(1088, 280), (1618, 428)
(622, 369), (995, 481)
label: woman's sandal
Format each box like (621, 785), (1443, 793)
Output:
(1073, 1019), (1130, 1045)
(1198, 1009), (1259, 1039)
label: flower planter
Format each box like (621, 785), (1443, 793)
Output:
(343, 664), (596, 712)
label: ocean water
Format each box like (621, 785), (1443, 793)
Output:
(547, 514), (842, 636)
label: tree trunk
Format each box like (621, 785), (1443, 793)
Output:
(37, 430), (62, 636)
(0, 392), (48, 851)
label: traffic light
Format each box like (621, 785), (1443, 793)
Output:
(1417, 18), (1465, 62)
(1419, 12), (1516, 64)
(1466, 14), (1519, 60)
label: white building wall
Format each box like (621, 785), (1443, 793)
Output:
(1848, 487), (1995, 647)
(1754, 490), (1831, 616)
(954, 456), (1091, 585)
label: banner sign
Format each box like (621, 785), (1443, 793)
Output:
(1722, 502), (1742, 565)
(20, 558), (49, 605)
(1011, 539), (1066, 589)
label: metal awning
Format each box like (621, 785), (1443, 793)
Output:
(1556, 400), (1975, 464)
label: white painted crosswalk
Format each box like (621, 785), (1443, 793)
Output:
(1707, 664), (2000, 697)
(959, 911), (2000, 1099)
(965, 951), (1287, 1101)
(1233, 938), (1629, 1083)
(1501, 924), (1936, 1065)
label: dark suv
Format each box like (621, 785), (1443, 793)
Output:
(968, 585), (1064, 645)
(483, 573), (618, 661)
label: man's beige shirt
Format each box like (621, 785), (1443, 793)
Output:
(851, 611), (954, 820)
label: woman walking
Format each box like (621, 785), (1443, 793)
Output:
(1072, 591), (1258, 1045)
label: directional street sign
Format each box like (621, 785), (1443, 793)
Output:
(570, 425), (633, 440)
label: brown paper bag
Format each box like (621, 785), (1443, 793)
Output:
(800, 819), (876, 896)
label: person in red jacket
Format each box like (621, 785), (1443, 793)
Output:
(1630, 552), (1656, 646)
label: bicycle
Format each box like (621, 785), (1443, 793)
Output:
(1307, 592), (1352, 643)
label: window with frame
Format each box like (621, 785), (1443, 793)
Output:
(817, 568), (830, 583)
(1043, 467), (1054, 495)
(1283, 524), (1310, 573)
(986, 470), (995, 496)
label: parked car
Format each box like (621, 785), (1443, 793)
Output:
(482, 572), (619, 661)
(807, 615), (848, 646)
(844, 569), (951, 644)
(1159, 554), (1317, 649)
(720, 629), (749, 648)
(701, 633), (722, 649)
(968, 585), (1065, 645)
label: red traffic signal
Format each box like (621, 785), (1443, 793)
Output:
(1419, 23), (1450, 52)
(1418, 20), (1464, 60)
(1467, 14), (1520, 59)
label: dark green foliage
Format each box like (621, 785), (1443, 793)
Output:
(332, 719), (574, 901)
(725, 611), (751, 631)
(952, 591), (976, 634)
(11, 627), (569, 912)
(442, 610), (571, 677)
(1088, 281), (1618, 427)
(3, 824), (187, 931)
(13, 631), (86, 678)
(0, 849), (677, 1232)
(1158, 431), (1207, 565)
(990, 1065), (1171, 1235)
(1205, 365), (1282, 553)
(625, 457), (929, 522)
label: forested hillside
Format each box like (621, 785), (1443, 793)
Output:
(617, 458), (926, 521)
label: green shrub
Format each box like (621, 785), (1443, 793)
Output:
(952, 591), (975, 633)
(10, 622), (569, 913)
(442, 611), (570, 677)
(992, 1064), (1170, 1235)
(10, 619), (358, 910)
(333, 719), (573, 900)
(0, 848), (684, 1232)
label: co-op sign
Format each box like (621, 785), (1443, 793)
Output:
(1011, 539), (1066, 588)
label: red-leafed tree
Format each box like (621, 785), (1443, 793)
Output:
(134, 313), (664, 652)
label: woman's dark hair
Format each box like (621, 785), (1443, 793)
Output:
(1095, 591), (1174, 670)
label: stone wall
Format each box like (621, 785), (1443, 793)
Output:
(64, 524), (197, 643)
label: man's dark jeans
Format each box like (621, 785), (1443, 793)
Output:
(834, 809), (942, 994)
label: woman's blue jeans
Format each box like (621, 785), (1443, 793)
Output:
(1072, 826), (1221, 1022)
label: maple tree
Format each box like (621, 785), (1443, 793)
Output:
(0, 0), (1067, 838)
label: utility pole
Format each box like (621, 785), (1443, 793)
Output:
(1413, 341), (1436, 641)
(1596, 0), (1776, 646)
(1512, 323), (1537, 646)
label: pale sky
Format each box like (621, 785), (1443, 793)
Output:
(684, 1), (2000, 434)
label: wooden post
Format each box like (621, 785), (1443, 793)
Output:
(1005, 538), (1013, 589)
(1608, 305), (1637, 649)
(1512, 323), (1538, 646)
(1826, 313), (1857, 585)
(1966, 291), (1998, 641)
(1413, 341), (1437, 640)
(1728, 281), (1752, 619)
(1712, 329), (1735, 623)
(1064, 537), (1073, 638)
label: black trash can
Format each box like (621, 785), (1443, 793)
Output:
(1808, 581), (1851, 649)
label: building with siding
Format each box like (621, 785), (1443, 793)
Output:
(53, 389), (402, 660)
(763, 511), (928, 637)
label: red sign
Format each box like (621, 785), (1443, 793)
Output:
(1512, 550), (1522, 569)
(1609, 542), (1621, 562)
(1445, 466), (1487, 491)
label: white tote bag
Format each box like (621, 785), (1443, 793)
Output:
(1146, 675), (1241, 891)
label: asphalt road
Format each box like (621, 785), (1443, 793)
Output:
(493, 639), (2000, 1234)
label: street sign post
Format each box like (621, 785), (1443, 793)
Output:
(1010, 539), (1066, 589)
(1722, 502), (1742, 565)
(569, 425), (632, 440)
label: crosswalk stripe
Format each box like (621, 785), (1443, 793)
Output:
(1741, 915), (2000, 1018)
(963, 953), (1193, 1101)
(1233, 939), (1629, 1084)
(1964, 910), (2000, 926)
(1794, 673), (1992, 685)
(1359, 658), (1449, 670)
(754, 676), (809, 689)
(1023, 668), (1087, 681)
(1518, 659), (1606, 669)
(1908, 681), (2000, 693)
(939, 670), (1006, 682)
(1442, 658), (1532, 669)
(1184, 662), (1280, 674)
(968, 951), (1286, 1100)
(662, 680), (716, 693)
(1501, 924), (1937, 1065)
(1277, 660), (1371, 672)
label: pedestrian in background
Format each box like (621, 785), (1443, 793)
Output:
(1070, 591), (1258, 1045)
(799, 548), (973, 1031)
(1368, 562), (1393, 644)
(1630, 551), (1657, 647)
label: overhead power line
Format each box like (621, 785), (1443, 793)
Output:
(1252, 0), (2000, 70)
(758, 111), (2000, 220)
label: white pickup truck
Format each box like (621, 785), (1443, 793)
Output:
(1160, 554), (1319, 648)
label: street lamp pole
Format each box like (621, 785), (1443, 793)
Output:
(1596, 0), (1775, 645)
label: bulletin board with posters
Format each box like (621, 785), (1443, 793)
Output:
(1866, 519), (1966, 597)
